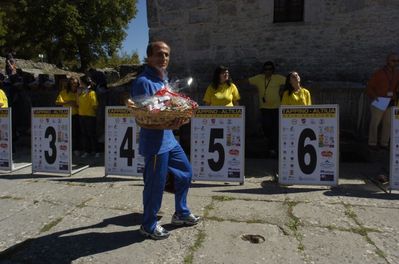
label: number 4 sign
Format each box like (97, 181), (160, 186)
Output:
(104, 106), (144, 176)
(279, 105), (339, 186)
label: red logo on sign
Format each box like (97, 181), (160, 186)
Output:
(321, 150), (333, 157)
(229, 149), (239, 156)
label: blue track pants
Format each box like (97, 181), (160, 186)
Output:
(142, 144), (192, 232)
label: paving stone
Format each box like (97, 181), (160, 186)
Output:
(353, 206), (399, 233)
(368, 231), (399, 264)
(208, 199), (289, 226)
(193, 221), (304, 264)
(293, 202), (357, 229)
(301, 226), (386, 264)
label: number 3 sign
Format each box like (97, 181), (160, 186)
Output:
(32, 108), (72, 174)
(279, 105), (339, 186)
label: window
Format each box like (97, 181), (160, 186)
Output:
(274, 0), (304, 23)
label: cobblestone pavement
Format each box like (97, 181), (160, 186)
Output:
(0, 156), (398, 264)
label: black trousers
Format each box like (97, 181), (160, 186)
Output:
(260, 108), (279, 152)
(79, 116), (98, 153)
(72, 115), (81, 151)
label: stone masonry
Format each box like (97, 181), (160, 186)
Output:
(147, 0), (399, 142)
(147, 0), (399, 83)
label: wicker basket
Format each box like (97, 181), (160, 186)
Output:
(128, 106), (196, 130)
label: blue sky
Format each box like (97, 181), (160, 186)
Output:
(120, 0), (148, 62)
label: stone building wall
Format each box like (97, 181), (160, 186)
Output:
(147, 0), (399, 144)
(147, 0), (399, 83)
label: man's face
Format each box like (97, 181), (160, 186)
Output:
(387, 54), (399, 69)
(147, 42), (170, 70)
(263, 65), (274, 77)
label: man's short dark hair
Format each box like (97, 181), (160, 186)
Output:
(146, 41), (169, 57)
(263, 61), (275, 72)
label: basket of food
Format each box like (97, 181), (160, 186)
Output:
(127, 81), (198, 129)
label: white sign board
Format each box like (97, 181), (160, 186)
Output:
(279, 105), (339, 186)
(190, 106), (245, 183)
(390, 107), (399, 190)
(0, 108), (12, 171)
(32, 108), (72, 174)
(105, 106), (144, 176)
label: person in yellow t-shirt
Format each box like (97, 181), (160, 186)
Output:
(56, 77), (81, 156)
(0, 88), (8, 108)
(281, 72), (312, 106)
(238, 61), (285, 158)
(78, 76), (99, 158)
(203, 65), (240, 106)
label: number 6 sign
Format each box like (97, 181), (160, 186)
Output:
(279, 105), (339, 186)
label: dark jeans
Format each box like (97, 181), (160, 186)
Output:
(260, 108), (279, 152)
(72, 115), (81, 151)
(79, 116), (98, 153)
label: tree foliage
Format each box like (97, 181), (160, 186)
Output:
(0, 11), (6, 46)
(93, 50), (140, 68)
(2, 0), (137, 71)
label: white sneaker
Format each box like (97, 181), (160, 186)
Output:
(95, 152), (101, 158)
(81, 152), (89, 158)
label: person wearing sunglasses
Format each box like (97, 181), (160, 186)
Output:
(238, 61), (285, 158)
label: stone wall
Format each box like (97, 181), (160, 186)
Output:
(147, 0), (399, 141)
(147, 0), (399, 83)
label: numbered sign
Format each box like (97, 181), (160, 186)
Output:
(390, 107), (399, 190)
(32, 107), (72, 174)
(191, 106), (245, 183)
(0, 108), (12, 171)
(279, 105), (339, 186)
(105, 106), (144, 176)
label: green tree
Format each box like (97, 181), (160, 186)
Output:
(3, 0), (137, 71)
(0, 11), (6, 46)
(93, 50), (141, 68)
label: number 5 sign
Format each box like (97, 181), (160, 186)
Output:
(104, 106), (144, 176)
(191, 106), (245, 183)
(279, 105), (339, 186)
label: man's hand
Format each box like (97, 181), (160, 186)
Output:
(171, 118), (189, 129)
(126, 98), (136, 108)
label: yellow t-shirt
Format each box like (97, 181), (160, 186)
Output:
(55, 89), (78, 115)
(281, 87), (312, 106)
(203, 83), (240, 106)
(78, 89), (98, 117)
(248, 74), (286, 109)
(0, 89), (8, 108)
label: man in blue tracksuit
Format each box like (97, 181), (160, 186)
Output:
(131, 41), (200, 240)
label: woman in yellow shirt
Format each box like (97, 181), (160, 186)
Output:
(0, 88), (8, 108)
(281, 72), (312, 106)
(203, 65), (240, 106)
(78, 76), (99, 158)
(56, 77), (80, 156)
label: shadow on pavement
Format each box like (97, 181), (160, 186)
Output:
(0, 213), (146, 263)
(215, 180), (326, 195)
(324, 184), (399, 200)
(190, 182), (234, 188)
(0, 173), (60, 180)
(52, 176), (141, 184)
